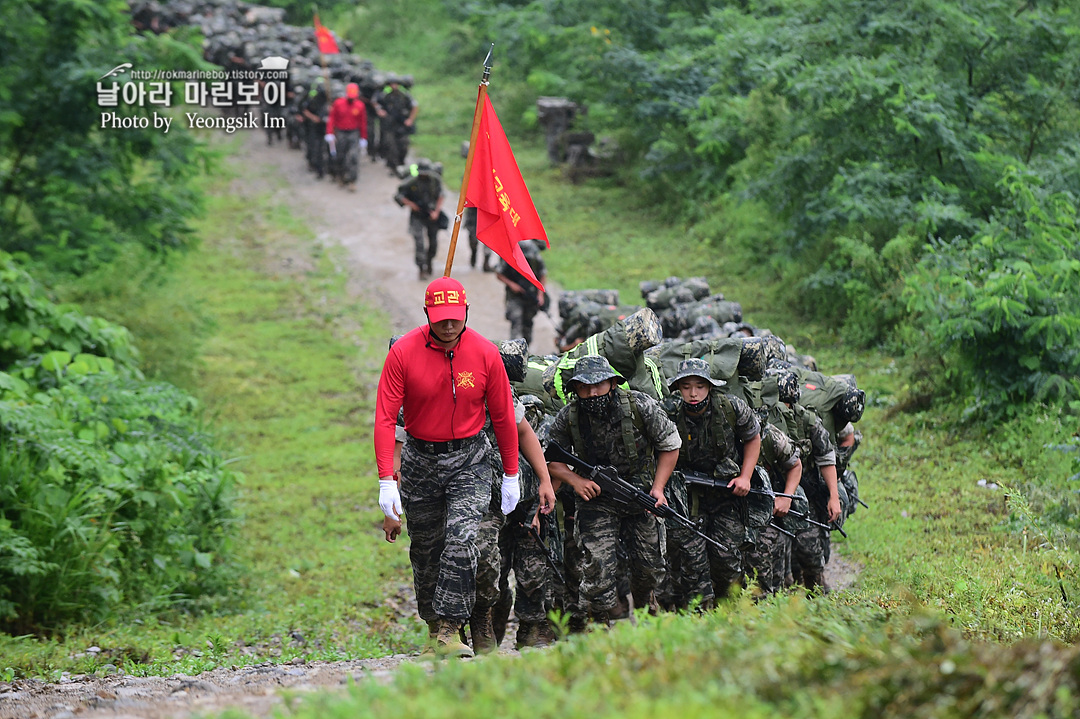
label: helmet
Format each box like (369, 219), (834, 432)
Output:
(776, 371), (801, 405)
(569, 355), (624, 387)
(499, 338), (528, 383)
(836, 387), (866, 424)
(738, 336), (767, 380)
(667, 358), (725, 392)
(621, 308), (663, 354)
(762, 335), (787, 365)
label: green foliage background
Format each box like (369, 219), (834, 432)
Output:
(451, 0), (1080, 416)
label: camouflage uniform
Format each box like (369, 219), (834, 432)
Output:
(300, 87), (329, 179)
(474, 398), (527, 616)
(374, 84), (417, 168)
(395, 170), (444, 276)
(548, 379), (681, 615)
(399, 432), (493, 623)
(743, 424), (801, 594)
(464, 207), (494, 271)
(498, 244), (547, 347)
(777, 403), (837, 583)
(656, 467), (712, 609)
(671, 390), (761, 598)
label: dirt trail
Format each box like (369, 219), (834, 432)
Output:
(0, 131), (860, 719)
(257, 133), (562, 353)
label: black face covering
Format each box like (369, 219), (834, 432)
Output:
(684, 395), (709, 413)
(578, 392), (614, 416)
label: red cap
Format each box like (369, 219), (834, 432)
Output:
(346, 83), (360, 99)
(424, 277), (468, 323)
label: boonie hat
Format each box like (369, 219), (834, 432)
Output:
(667, 358), (725, 391)
(569, 355), (624, 387)
(425, 277), (468, 323)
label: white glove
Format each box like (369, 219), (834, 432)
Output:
(379, 478), (402, 519)
(324, 133), (335, 143)
(500, 473), (521, 515)
(359, 138), (368, 150)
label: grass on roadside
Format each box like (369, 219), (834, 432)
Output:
(246, 593), (1080, 719)
(0, 138), (420, 679)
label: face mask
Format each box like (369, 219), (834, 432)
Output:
(684, 396), (709, 413)
(578, 392), (613, 416)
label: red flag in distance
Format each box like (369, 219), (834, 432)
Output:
(464, 95), (548, 291)
(314, 14), (340, 54)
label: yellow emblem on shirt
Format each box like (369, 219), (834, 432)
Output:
(456, 371), (475, 389)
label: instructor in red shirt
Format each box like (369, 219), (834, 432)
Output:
(374, 276), (520, 657)
(325, 82), (368, 192)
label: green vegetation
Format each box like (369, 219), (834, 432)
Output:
(0, 252), (238, 633)
(2, 1), (1079, 714)
(452, 0), (1080, 415)
(271, 599), (1080, 719)
(0, 0), (208, 275)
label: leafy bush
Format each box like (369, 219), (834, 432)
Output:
(458, 0), (1080, 356)
(0, 0), (207, 275)
(0, 253), (238, 633)
(0, 252), (140, 380)
(903, 167), (1080, 418)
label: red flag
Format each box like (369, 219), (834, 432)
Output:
(314, 13), (339, 54)
(464, 95), (548, 291)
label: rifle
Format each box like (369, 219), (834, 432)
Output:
(681, 469), (800, 500)
(526, 524), (566, 587)
(783, 509), (847, 537)
(545, 442), (732, 554)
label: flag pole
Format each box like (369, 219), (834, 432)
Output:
(313, 5), (333, 97)
(443, 43), (493, 278)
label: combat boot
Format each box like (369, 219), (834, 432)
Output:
(469, 607), (498, 654)
(434, 618), (473, 658)
(802, 571), (831, 595)
(535, 620), (556, 647)
(567, 614), (589, 635)
(420, 619), (439, 656)
(491, 598), (512, 647)
(515, 621), (539, 649)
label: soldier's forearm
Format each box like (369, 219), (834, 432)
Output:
(784, 461), (802, 496)
(652, 449), (679, 493)
(741, 435), (762, 477)
(821, 464), (839, 501)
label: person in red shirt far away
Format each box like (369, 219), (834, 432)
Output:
(374, 277), (527, 658)
(326, 82), (368, 192)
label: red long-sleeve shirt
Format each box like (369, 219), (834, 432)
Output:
(374, 326), (519, 478)
(326, 96), (368, 136)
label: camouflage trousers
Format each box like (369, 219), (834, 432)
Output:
(575, 499), (666, 613)
(657, 479), (712, 607)
(701, 500), (752, 598)
(557, 501), (588, 619)
(400, 433), (492, 622)
(409, 213), (439, 271)
(505, 295), (539, 347)
(383, 126), (410, 169)
(474, 504), (504, 611)
(744, 524), (789, 595)
(306, 122), (327, 177)
(334, 129), (360, 184)
(792, 496), (829, 576)
(496, 500), (552, 623)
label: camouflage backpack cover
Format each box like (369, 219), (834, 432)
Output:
(549, 308), (665, 403)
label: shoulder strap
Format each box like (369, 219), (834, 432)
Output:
(643, 355), (665, 398)
(617, 389), (642, 466)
